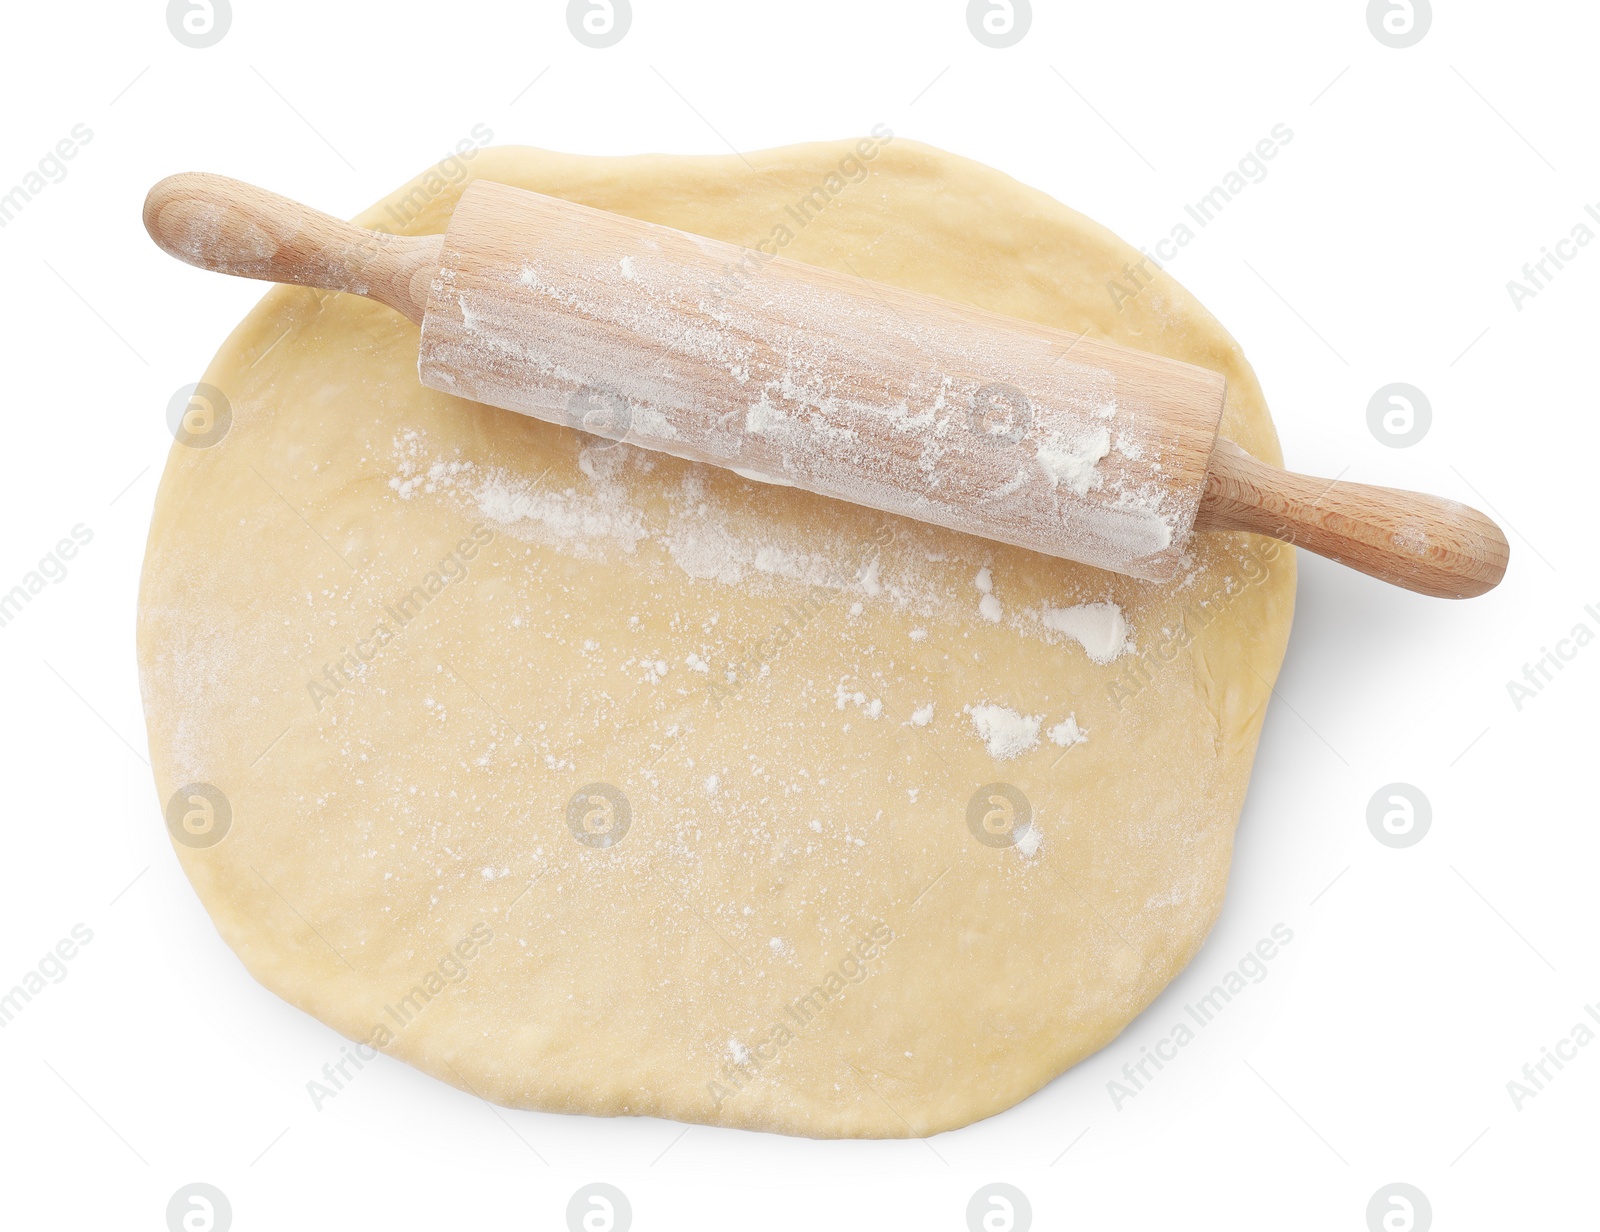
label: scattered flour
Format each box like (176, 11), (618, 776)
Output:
(476, 471), (648, 556)
(398, 434), (1143, 671)
(1392, 520), (1430, 556)
(967, 704), (1041, 760)
(390, 459), (472, 500)
(1040, 601), (1131, 664)
(908, 703), (934, 727)
(1035, 427), (1111, 496)
(1014, 824), (1043, 858)
(744, 393), (859, 446)
(1049, 715), (1087, 747)
(667, 524), (748, 585)
(974, 566), (1001, 622)
(389, 431), (474, 499)
(835, 682), (882, 717)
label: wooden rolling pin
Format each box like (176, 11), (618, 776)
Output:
(143, 173), (1508, 598)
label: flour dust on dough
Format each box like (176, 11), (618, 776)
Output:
(138, 140), (1294, 1138)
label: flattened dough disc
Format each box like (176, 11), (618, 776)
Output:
(139, 139), (1294, 1137)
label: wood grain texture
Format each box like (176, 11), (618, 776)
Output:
(418, 180), (1228, 580)
(143, 172), (440, 324)
(1195, 441), (1510, 598)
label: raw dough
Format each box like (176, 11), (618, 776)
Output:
(139, 140), (1294, 1137)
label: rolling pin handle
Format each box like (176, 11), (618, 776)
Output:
(142, 172), (439, 324)
(1195, 440), (1510, 598)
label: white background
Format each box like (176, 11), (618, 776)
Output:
(1, 1), (1594, 1228)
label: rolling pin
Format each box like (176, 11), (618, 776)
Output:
(143, 173), (1509, 598)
